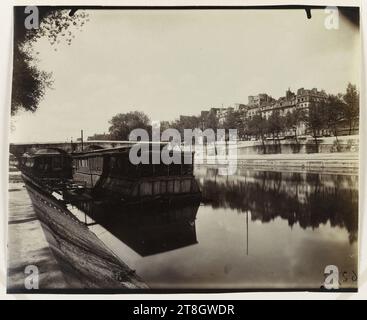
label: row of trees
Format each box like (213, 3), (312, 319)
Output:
(103, 84), (359, 147)
(219, 83), (359, 146)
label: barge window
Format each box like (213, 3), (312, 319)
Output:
(126, 160), (139, 178)
(96, 157), (102, 170)
(140, 163), (153, 177)
(155, 163), (169, 177)
(110, 156), (117, 173)
(110, 156), (129, 176)
(88, 158), (93, 169)
(110, 156), (117, 172)
(52, 157), (62, 171)
(75, 159), (87, 169)
(89, 158), (94, 170)
(88, 157), (103, 171)
(38, 157), (52, 171)
(182, 164), (193, 176)
(169, 163), (181, 176)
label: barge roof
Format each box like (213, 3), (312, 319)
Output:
(71, 142), (171, 157)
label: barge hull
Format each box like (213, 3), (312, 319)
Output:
(24, 180), (148, 289)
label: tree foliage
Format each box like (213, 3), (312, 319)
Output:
(324, 95), (345, 140)
(267, 111), (284, 141)
(12, 7), (89, 115)
(248, 115), (267, 139)
(202, 111), (219, 131)
(342, 83), (359, 135)
(108, 111), (151, 140)
(11, 46), (52, 115)
(284, 108), (306, 141)
(305, 101), (326, 146)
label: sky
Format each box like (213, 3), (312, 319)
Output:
(10, 8), (360, 143)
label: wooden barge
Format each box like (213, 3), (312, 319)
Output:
(19, 143), (201, 202)
(17, 143), (202, 289)
(71, 144), (200, 201)
(24, 180), (148, 289)
(19, 148), (72, 181)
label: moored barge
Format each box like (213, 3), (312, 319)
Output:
(71, 143), (201, 201)
(19, 148), (73, 193)
(16, 143), (202, 289)
(19, 143), (201, 202)
(24, 180), (148, 289)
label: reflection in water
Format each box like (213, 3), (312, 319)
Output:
(24, 182), (148, 289)
(22, 166), (359, 290)
(71, 199), (200, 257)
(198, 168), (358, 243)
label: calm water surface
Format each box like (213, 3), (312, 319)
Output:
(79, 166), (358, 290)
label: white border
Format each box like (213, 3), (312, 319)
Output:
(0, 0), (365, 300)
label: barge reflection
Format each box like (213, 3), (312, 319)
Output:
(70, 198), (200, 256)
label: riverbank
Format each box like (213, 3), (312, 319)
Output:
(235, 135), (359, 155)
(7, 183), (74, 291)
(8, 178), (148, 292)
(198, 152), (358, 175)
(238, 153), (359, 173)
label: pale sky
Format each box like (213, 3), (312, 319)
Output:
(10, 8), (360, 143)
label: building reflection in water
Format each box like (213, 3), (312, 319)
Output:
(197, 167), (358, 244)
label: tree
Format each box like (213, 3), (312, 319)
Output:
(266, 111), (284, 142)
(11, 46), (53, 115)
(237, 109), (250, 140)
(201, 110), (219, 131)
(324, 95), (345, 149)
(172, 115), (201, 137)
(12, 7), (89, 115)
(159, 121), (171, 133)
(342, 83), (359, 135)
(305, 102), (326, 152)
(223, 109), (245, 139)
(248, 114), (268, 154)
(284, 108), (306, 142)
(108, 111), (151, 140)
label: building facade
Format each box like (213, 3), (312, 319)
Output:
(196, 87), (328, 137)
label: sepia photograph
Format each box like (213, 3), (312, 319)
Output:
(7, 4), (361, 293)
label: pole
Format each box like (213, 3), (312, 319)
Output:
(81, 130), (84, 151)
(246, 211), (249, 256)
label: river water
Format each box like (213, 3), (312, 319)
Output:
(9, 166), (358, 290)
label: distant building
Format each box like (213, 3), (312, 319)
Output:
(260, 88), (327, 136)
(248, 93), (274, 107)
(196, 87), (328, 136)
(296, 88), (327, 110)
(217, 107), (232, 125)
(232, 103), (247, 112)
(263, 88), (297, 119)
